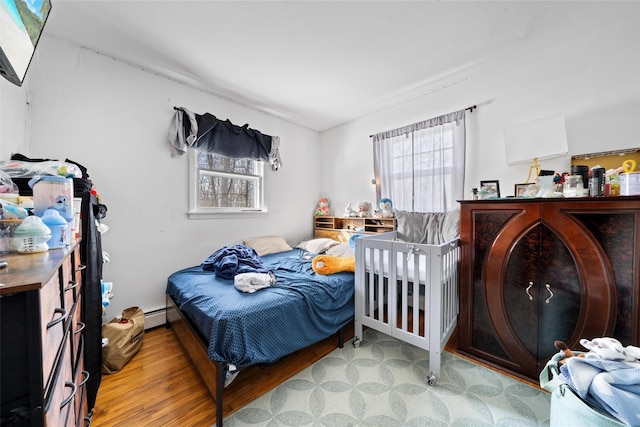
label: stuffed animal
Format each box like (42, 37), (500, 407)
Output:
(312, 255), (355, 275)
(357, 201), (371, 218)
(379, 198), (394, 218)
(314, 197), (330, 216)
(344, 202), (357, 217)
(554, 337), (640, 365)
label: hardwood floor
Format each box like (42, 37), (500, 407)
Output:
(91, 326), (216, 427)
(92, 324), (353, 427)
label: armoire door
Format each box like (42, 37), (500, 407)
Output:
(499, 222), (582, 379)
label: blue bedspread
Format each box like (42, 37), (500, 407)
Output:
(166, 250), (354, 367)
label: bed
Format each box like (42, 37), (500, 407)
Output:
(353, 210), (460, 385)
(165, 237), (354, 427)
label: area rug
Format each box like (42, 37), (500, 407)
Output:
(222, 328), (551, 426)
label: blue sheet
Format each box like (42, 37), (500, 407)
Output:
(166, 250), (354, 367)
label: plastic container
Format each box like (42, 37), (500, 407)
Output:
(570, 165), (589, 193)
(41, 208), (69, 249)
(28, 175), (74, 222)
(11, 216), (51, 253)
(563, 175), (584, 198)
(620, 172), (640, 196)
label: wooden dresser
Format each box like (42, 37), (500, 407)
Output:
(0, 242), (88, 426)
(458, 197), (640, 383)
(313, 216), (396, 242)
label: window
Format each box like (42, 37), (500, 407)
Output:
(373, 110), (466, 213)
(189, 149), (265, 216)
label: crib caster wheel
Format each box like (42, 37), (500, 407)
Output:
(426, 373), (437, 386)
(353, 338), (361, 348)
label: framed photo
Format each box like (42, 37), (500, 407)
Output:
(514, 183), (529, 198)
(480, 180), (501, 198)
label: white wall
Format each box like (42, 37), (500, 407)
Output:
(320, 17), (640, 210)
(2, 10), (638, 322)
(23, 36), (321, 320)
(0, 79), (29, 160)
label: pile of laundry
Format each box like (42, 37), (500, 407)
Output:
(201, 244), (275, 293)
(558, 337), (640, 426)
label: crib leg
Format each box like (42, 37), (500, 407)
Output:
(352, 337), (361, 348)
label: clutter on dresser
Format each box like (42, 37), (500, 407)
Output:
(11, 215), (51, 253)
(2, 153), (108, 416)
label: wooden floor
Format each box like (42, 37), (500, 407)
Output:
(91, 327), (217, 427)
(91, 324), (353, 427)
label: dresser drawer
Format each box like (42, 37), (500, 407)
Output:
(1, 242), (88, 427)
(72, 337), (89, 427)
(45, 336), (75, 427)
(40, 273), (65, 384)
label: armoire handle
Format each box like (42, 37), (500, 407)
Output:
(525, 282), (534, 301)
(545, 284), (554, 304)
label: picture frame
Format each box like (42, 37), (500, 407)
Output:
(480, 180), (501, 198)
(514, 183), (529, 198)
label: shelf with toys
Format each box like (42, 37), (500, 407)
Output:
(313, 198), (396, 242)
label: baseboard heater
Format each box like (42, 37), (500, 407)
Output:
(144, 307), (167, 330)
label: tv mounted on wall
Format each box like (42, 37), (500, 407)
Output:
(0, 0), (51, 87)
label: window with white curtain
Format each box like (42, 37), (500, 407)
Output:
(373, 109), (466, 213)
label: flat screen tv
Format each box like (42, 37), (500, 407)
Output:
(0, 0), (51, 87)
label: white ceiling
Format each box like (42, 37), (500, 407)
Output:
(42, 1), (635, 132)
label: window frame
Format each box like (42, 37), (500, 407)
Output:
(187, 148), (267, 219)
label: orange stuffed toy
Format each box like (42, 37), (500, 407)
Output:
(312, 255), (355, 275)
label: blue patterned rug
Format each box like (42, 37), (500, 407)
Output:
(223, 328), (551, 426)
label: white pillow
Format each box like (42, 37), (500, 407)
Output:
(325, 243), (354, 257)
(243, 235), (292, 256)
(296, 238), (340, 254)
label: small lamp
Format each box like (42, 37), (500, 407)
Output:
(503, 113), (569, 183)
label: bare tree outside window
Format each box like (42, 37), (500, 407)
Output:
(191, 151), (264, 213)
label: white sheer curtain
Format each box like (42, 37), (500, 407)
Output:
(373, 110), (466, 213)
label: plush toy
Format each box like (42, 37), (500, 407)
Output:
(554, 337), (640, 365)
(312, 255), (355, 275)
(344, 202), (357, 217)
(314, 197), (330, 216)
(379, 198), (394, 218)
(553, 172), (569, 185)
(357, 201), (371, 218)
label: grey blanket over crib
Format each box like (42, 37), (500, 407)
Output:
(395, 209), (460, 244)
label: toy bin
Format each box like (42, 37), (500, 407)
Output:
(28, 175), (74, 222)
(540, 352), (626, 427)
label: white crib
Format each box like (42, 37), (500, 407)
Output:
(354, 231), (460, 385)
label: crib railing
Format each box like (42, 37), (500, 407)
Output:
(354, 231), (460, 383)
